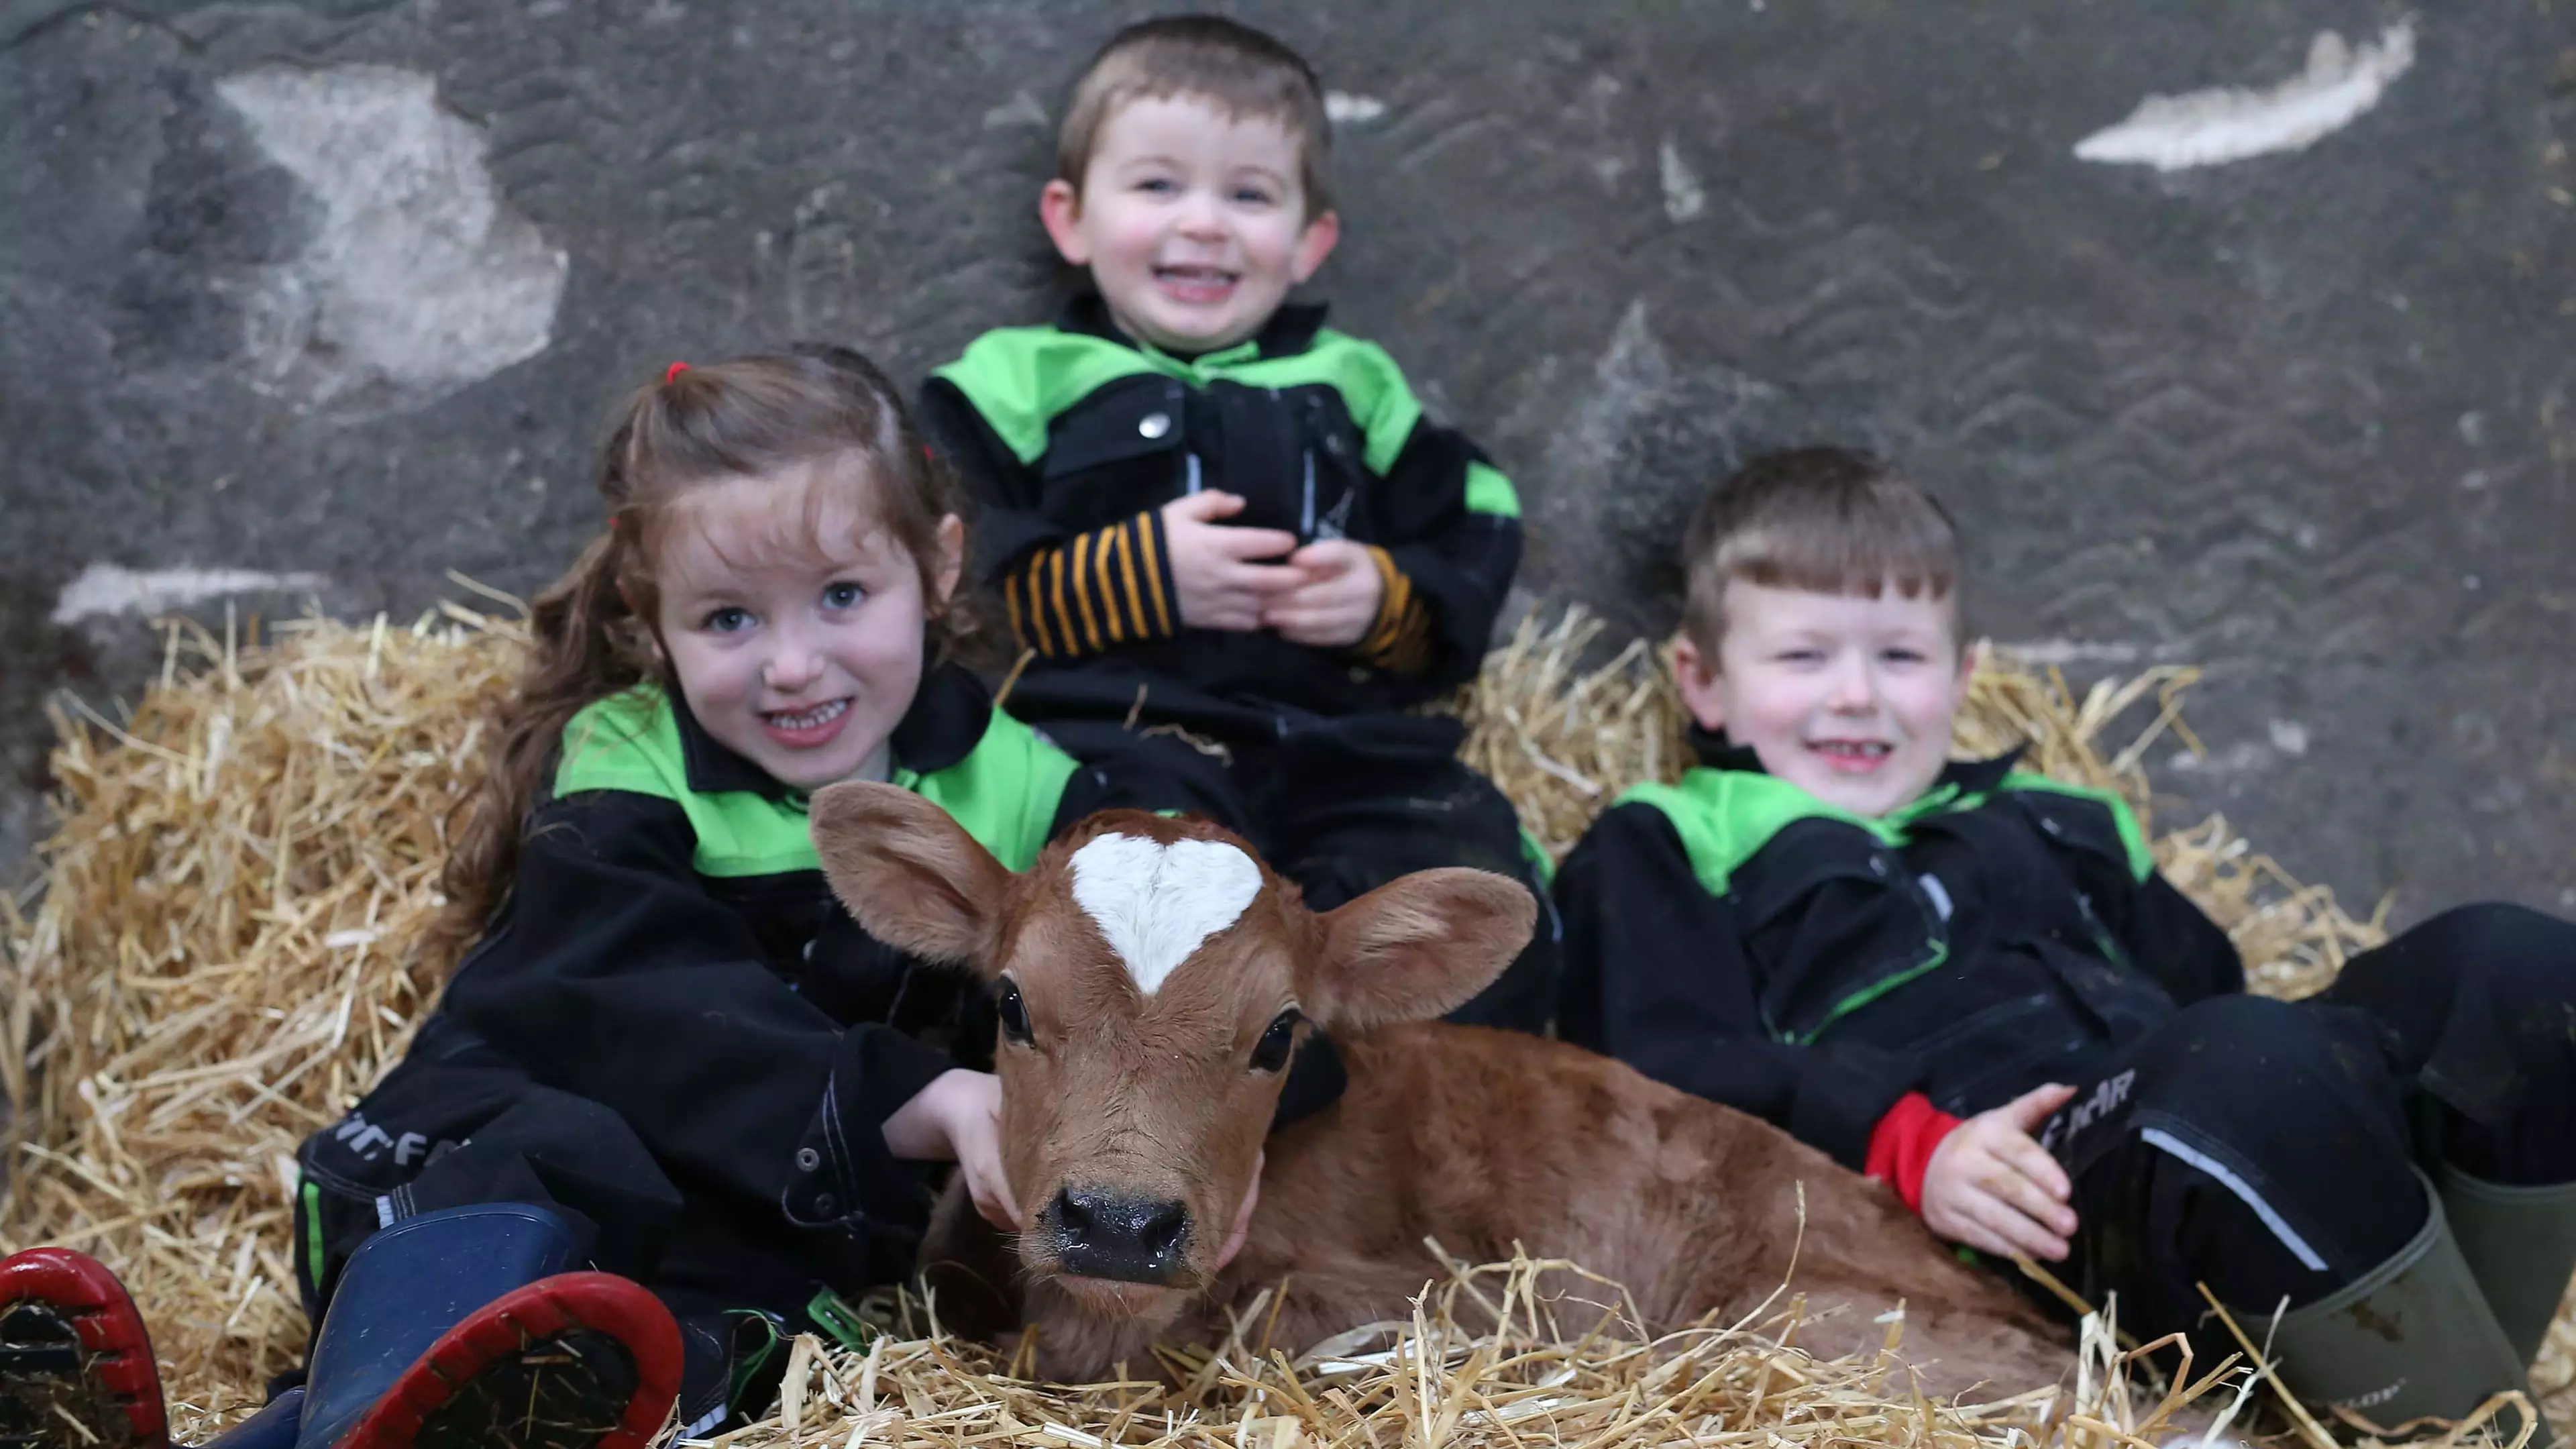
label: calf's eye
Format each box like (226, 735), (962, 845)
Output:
(996, 979), (1034, 1046)
(1250, 1009), (1301, 1073)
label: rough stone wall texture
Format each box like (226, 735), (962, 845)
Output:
(3, 0), (2571, 923)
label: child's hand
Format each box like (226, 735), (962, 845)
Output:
(1217, 1150), (1264, 1271)
(1161, 492), (1300, 631)
(1920, 1083), (2080, 1261)
(881, 1068), (1021, 1232)
(1262, 540), (1385, 649)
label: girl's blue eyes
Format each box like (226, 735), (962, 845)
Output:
(699, 584), (862, 633)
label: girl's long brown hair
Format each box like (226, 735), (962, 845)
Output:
(427, 344), (979, 969)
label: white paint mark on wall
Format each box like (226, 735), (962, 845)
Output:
(2073, 21), (2416, 172)
(218, 65), (568, 415)
(1992, 639), (2148, 665)
(1542, 299), (1674, 493)
(1325, 92), (1386, 124)
(982, 91), (1050, 129)
(2169, 742), (2274, 776)
(1069, 833), (1263, 996)
(52, 564), (329, 625)
(1658, 136), (1705, 221)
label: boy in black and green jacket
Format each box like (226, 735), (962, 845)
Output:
(920, 15), (1552, 1031)
(1557, 447), (2576, 1438)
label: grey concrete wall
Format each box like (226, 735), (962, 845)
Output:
(4, 0), (2571, 923)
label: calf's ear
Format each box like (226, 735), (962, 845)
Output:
(1303, 867), (1534, 1031)
(810, 781), (1011, 973)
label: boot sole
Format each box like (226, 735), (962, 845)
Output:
(0, 1248), (167, 1449)
(333, 1273), (681, 1449)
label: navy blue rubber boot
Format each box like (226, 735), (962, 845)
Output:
(290, 1203), (680, 1449)
(201, 1389), (303, 1449)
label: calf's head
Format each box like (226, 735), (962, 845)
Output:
(811, 783), (1534, 1310)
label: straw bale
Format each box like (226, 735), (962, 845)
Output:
(2, 602), (2564, 1446)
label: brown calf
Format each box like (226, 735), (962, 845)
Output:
(811, 784), (2068, 1395)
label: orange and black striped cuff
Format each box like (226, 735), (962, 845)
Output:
(1355, 545), (1436, 676)
(1002, 512), (1181, 661)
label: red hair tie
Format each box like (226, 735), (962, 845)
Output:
(663, 361), (690, 384)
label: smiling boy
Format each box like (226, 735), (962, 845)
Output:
(1556, 448), (2576, 1435)
(919, 15), (1552, 1030)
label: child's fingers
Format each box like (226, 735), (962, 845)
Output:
(1199, 602), (1267, 631)
(1967, 1187), (2070, 1261)
(1216, 1151), (1265, 1271)
(1986, 1157), (2079, 1237)
(1221, 561), (1306, 596)
(1998, 1131), (2074, 1205)
(971, 1176), (1019, 1231)
(1207, 526), (1301, 561)
(1165, 490), (1246, 523)
(1285, 540), (1366, 574)
(1267, 603), (1371, 639)
(2001, 1082), (2080, 1133)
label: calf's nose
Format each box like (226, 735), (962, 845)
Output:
(1049, 1187), (1193, 1285)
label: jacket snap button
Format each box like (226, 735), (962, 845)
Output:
(1138, 412), (1172, 439)
(802, 938), (816, 961)
(796, 1147), (821, 1171)
(814, 1193), (837, 1216)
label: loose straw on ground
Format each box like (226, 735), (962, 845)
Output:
(4, 602), (2567, 1445)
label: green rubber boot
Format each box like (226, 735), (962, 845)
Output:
(2257, 1170), (2548, 1444)
(2439, 1164), (2576, 1367)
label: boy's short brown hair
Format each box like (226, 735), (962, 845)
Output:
(1679, 447), (1963, 655)
(1057, 15), (1333, 219)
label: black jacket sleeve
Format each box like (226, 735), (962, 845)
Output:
(1555, 802), (1919, 1169)
(440, 790), (957, 1242)
(918, 376), (1049, 584)
(1366, 419), (1523, 689)
(919, 376), (1182, 661)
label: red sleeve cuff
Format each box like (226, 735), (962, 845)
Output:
(1865, 1091), (1963, 1215)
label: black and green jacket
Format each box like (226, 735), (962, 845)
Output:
(1554, 733), (2242, 1170)
(919, 295), (1522, 723)
(433, 663), (1095, 1252)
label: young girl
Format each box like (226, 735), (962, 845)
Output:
(1, 347), (1121, 1448)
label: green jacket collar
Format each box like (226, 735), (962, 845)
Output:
(1684, 724), (2025, 819)
(1058, 291), (1331, 368)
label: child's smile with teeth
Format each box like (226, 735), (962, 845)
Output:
(1811, 738), (1894, 771)
(763, 697), (852, 742)
(1155, 264), (1241, 305)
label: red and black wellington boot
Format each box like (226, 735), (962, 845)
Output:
(0, 1247), (169, 1449)
(324, 1273), (680, 1449)
(293, 1205), (680, 1449)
